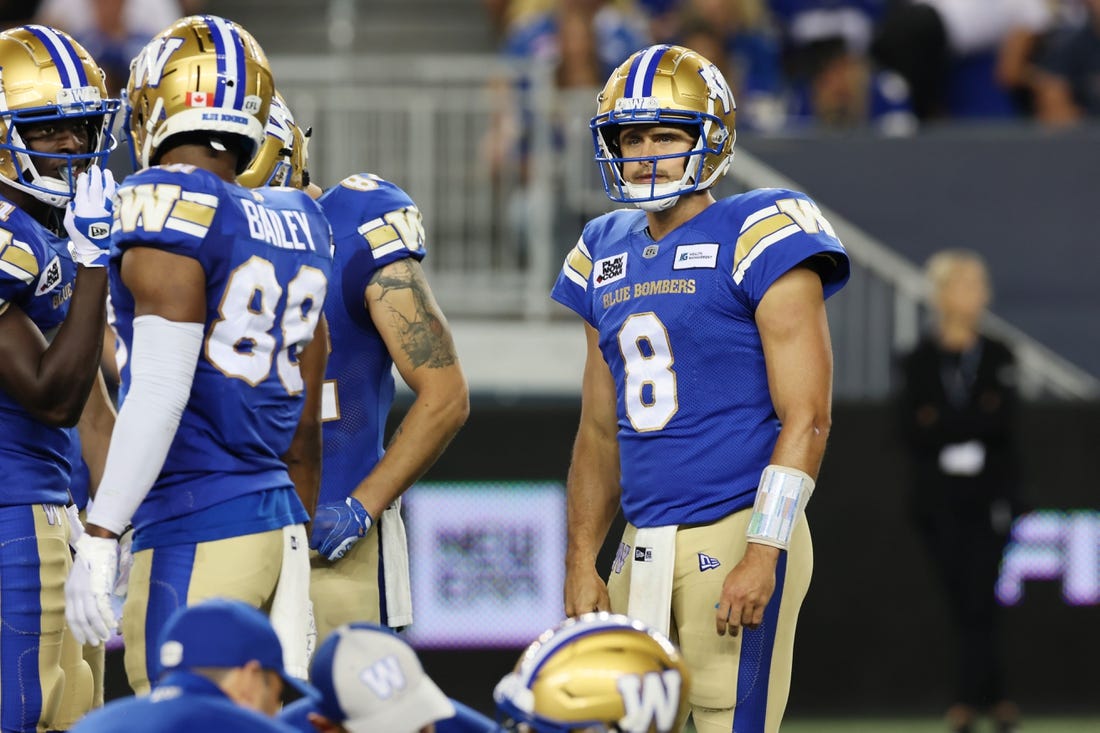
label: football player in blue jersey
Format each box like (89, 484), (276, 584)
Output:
(62, 15), (334, 696)
(0, 24), (120, 732)
(308, 169), (468, 640)
(238, 92), (469, 641)
(553, 45), (850, 733)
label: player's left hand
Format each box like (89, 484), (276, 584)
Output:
(715, 542), (779, 637)
(66, 534), (120, 646)
(310, 496), (372, 561)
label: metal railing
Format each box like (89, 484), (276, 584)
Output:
(270, 53), (1099, 401)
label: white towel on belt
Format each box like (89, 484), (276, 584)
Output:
(626, 525), (677, 637)
(381, 497), (413, 628)
(269, 523), (315, 680)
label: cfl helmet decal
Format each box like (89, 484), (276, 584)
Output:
(592, 44), (737, 212)
(0, 25), (120, 207)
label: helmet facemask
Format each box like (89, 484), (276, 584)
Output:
(2, 108), (118, 207)
(593, 115), (731, 212)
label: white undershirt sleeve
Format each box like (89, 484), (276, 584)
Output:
(85, 315), (204, 535)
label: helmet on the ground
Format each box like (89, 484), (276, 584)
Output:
(494, 613), (690, 733)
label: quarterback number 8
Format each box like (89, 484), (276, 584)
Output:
(207, 256), (327, 394)
(618, 312), (678, 431)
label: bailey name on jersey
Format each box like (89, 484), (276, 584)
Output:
(240, 197), (320, 252)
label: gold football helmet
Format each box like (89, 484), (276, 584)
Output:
(237, 90), (309, 188)
(0, 25), (119, 207)
(124, 15), (273, 173)
(494, 613), (691, 733)
(591, 44), (736, 212)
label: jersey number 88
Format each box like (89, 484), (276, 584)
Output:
(207, 256), (328, 394)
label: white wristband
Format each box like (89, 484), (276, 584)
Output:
(746, 464), (815, 551)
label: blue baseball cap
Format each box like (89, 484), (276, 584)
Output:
(157, 598), (318, 701)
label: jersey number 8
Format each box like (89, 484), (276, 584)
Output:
(618, 312), (678, 431)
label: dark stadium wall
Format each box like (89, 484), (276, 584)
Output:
(740, 126), (1100, 382)
(103, 399), (1100, 714)
(405, 398), (1100, 717)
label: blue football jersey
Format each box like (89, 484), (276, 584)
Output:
(72, 672), (297, 733)
(0, 195), (78, 506)
(316, 174), (426, 504)
(66, 427), (91, 509)
(108, 165), (333, 539)
(551, 189), (850, 528)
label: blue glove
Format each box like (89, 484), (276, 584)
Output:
(64, 165), (116, 268)
(310, 496), (372, 561)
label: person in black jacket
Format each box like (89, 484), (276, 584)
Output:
(896, 249), (1021, 733)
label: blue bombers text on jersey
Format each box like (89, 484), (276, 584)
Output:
(107, 164), (332, 548)
(551, 188), (850, 528)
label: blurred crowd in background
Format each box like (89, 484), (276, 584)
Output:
(5, 0), (1099, 139)
(481, 0), (1100, 135)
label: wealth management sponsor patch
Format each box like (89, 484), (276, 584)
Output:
(673, 243), (719, 270)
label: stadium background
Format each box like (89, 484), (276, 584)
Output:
(94, 0), (1099, 728)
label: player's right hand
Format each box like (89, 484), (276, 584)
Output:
(310, 496), (372, 561)
(64, 165), (116, 268)
(65, 534), (120, 646)
(564, 565), (611, 617)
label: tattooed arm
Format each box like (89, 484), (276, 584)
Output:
(348, 258), (470, 518)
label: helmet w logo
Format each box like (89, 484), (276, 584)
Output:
(618, 670), (682, 732)
(697, 63), (735, 115)
(131, 37), (184, 88)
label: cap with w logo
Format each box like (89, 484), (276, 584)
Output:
(310, 623), (454, 733)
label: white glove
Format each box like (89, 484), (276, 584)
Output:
(65, 503), (84, 552)
(64, 165), (116, 268)
(66, 534), (120, 646)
